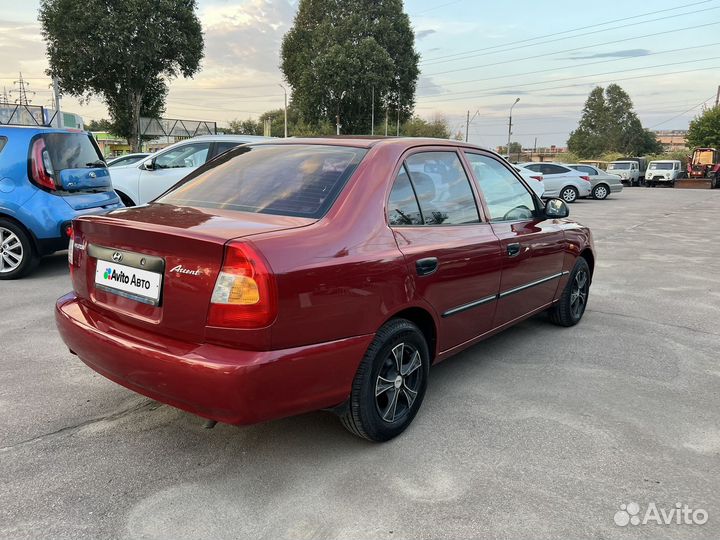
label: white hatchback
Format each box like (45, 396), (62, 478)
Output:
(110, 134), (271, 206)
(517, 162), (592, 203)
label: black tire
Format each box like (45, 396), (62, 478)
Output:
(592, 184), (609, 200)
(560, 186), (579, 203)
(340, 319), (430, 442)
(548, 257), (590, 327)
(0, 218), (38, 280)
(116, 190), (135, 207)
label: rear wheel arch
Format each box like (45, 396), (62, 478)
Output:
(382, 306), (438, 364)
(0, 212), (38, 253)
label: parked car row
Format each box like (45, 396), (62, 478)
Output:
(518, 162), (624, 202)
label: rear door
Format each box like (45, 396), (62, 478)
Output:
(387, 149), (503, 352)
(138, 141), (211, 203)
(464, 152), (566, 327)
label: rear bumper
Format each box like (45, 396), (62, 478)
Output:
(55, 293), (373, 425)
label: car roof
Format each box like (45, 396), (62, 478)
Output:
(0, 125), (88, 135)
(188, 134), (273, 142)
(250, 136), (494, 152)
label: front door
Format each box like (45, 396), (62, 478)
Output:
(464, 152), (566, 327)
(387, 150), (503, 352)
(138, 141), (211, 203)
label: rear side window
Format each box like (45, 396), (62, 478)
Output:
(404, 151), (479, 225)
(541, 164), (570, 175)
(159, 144), (367, 219)
(573, 165), (596, 175)
(41, 133), (103, 170)
(387, 167), (422, 225)
(0, 137), (6, 154)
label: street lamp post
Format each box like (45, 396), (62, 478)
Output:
(507, 97), (520, 161)
(278, 84), (288, 138)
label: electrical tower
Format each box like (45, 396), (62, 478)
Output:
(11, 72), (35, 105)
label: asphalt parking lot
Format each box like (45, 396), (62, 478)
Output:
(1, 188), (719, 540)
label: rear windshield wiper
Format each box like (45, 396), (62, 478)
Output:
(85, 160), (107, 168)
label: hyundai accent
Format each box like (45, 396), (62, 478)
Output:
(56, 138), (595, 441)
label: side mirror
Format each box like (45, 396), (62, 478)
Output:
(142, 158), (155, 171)
(545, 198), (569, 219)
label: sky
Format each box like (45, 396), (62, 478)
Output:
(0, 0), (718, 148)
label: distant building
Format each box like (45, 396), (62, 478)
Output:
(652, 130), (688, 152)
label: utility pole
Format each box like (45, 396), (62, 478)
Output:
(465, 110), (470, 142)
(1, 86), (9, 104)
(507, 97), (520, 161)
(53, 76), (63, 128)
(396, 95), (401, 136)
(533, 137), (537, 155)
(371, 86), (375, 135)
(715, 84), (720, 107)
(278, 84), (287, 138)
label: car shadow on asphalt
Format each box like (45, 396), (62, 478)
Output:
(29, 252), (70, 280)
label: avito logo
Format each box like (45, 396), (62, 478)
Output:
(103, 267), (152, 290)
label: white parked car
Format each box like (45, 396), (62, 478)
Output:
(513, 165), (545, 198)
(110, 135), (271, 206)
(106, 152), (150, 168)
(645, 160), (683, 187)
(517, 162), (591, 203)
(567, 164), (624, 200)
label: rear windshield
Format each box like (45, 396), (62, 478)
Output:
(42, 132), (103, 170)
(608, 162), (631, 170)
(649, 162), (674, 170)
(158, 144), (367, 218)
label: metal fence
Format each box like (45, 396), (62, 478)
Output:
(139, 117), (216, 138)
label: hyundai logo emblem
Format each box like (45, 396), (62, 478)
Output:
(88, 171), (97, 179)
(112, 251), (123, 262)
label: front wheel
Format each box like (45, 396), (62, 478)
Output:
(0, 219), (38, 280)
(548, 257), (590, 327)
(592, 184), (609, 200)
(340, 319), (430, 442)
(560, 186), (579, 203)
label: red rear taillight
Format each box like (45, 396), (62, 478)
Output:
(30, 138), (57, 190)
(579, 175), (590, 182)
(531, 175), (543, 181)
(207, 242), (277, 328)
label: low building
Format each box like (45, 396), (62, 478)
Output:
(652, 130), (688, 152)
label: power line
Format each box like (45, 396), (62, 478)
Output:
(424, 19), (720, 77)
(419, 56), (720, 103)
(648, 94), (716, 128)
(420, 65), (720, 103)
(420, 0), (716, 64)
(418, 42), (720, 90)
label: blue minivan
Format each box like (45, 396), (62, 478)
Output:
(0, 126), (122, 279)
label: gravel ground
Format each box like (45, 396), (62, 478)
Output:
(1, 187), (719, 539)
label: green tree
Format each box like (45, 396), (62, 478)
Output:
(568, 84), (661, 157)
(281, 0), (419, 134)
(226, 118), (262, 136)
(497, 142), (522, 155)
(686, 106), (720, 149)
(401, 116), (450, 138)
(40, 0), (203, 151)
(86, 118), (113, 132)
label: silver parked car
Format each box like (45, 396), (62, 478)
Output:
(568, 164), (624, 200)
(517, 162), (591, 203)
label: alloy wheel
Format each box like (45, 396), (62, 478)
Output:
(375, 342), (423, 424)
(0, 227), (24, 274)
(562, 188), (577, 203)
(593, 185), (608, 199)
(570, 269), (589, 319)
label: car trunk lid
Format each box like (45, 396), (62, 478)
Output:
(70, 203), (313, 343)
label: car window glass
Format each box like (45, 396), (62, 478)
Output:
(404, 151), (479, 225)
(41, 133), (102, 170)
(542, 164), (569, 175)
(154, 143), (210, 169)
(212, 141), (240, 159)
(524, 163), (542, 172)
(0, 137), (6, 154)
(159, 144), (366, 219)
(465, 153), (536, 222)
(387, 166), (422, 226)
(578, 166), (596, 175)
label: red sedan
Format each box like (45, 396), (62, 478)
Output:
(56, 138), (594, 441)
